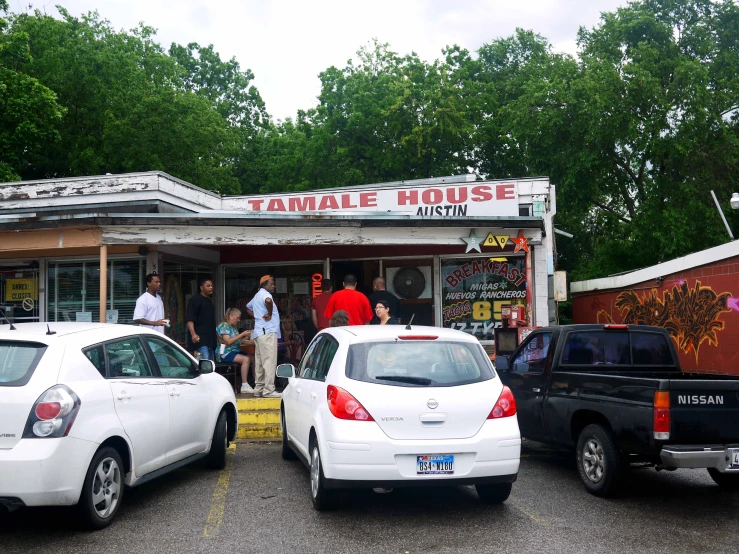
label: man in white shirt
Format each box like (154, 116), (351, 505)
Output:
(246, 275), (281, 398)
(133, 273), (167, 334)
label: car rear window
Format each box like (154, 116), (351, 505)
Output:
(0, 341), (48, 387)
(631, 332), (673, 365)
(346, 340), (494, 387)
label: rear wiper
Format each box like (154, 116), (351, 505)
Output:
(375, 375), (432, 386)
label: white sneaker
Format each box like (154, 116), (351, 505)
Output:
(240, 383), (255, 394)
(262, 391), (282, 398)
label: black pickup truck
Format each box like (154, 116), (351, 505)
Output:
(494, 324), (739, 496)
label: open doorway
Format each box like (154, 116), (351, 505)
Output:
(330, 260), (379, 297)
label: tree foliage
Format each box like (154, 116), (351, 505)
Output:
(2, 0), (739, 281)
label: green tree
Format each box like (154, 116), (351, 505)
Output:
(0, 0), (64, 181)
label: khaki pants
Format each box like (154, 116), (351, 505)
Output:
(254, 332), (278, 395)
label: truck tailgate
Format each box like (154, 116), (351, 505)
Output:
(669, 379), (739, 443)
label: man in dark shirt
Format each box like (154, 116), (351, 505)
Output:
(369, 276), (401, 324)
(186, 276), (217, 360)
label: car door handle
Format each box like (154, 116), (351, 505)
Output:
(311, 392), (317, 400)
(296, 388), (302, 395)
(117, 393), (132, 400)
(532, 388), (541, 393)
(169, 389), (180, 397)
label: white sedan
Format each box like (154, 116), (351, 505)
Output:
(277, 325), (521, 510)
(0, 322), (238, 529)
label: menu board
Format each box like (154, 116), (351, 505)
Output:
(441, 257), (527, 341)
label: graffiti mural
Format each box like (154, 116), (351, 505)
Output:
(597, 280), (731, 361)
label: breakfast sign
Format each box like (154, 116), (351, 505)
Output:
(229, 182), (520, 218)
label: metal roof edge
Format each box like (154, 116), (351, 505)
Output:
(570, 239), (739, 294)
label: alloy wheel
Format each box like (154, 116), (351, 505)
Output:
(91, 457), (121, 519)
(310, 447), (320, 499)
(582, 438), (605, 483)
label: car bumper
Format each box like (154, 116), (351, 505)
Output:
(0, 437), (98, 506)
(319, 417), (521, 485)
(660, 445), (739, 473)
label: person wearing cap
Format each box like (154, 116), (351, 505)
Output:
(246, 275), (281, 398)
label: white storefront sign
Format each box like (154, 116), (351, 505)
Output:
(227, 182), (520, 217)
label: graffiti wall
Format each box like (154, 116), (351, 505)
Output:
(572, 257), (739, 374)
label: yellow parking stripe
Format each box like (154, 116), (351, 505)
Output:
(203, 443), (236, 537)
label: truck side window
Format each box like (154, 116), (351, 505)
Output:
(510, 333), (552, 374)
(631, 332), (673, 365)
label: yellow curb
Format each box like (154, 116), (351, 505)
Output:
(239, 411), (281, 425)
(237, 424), (282, 439)
(236, 398), (281, 410)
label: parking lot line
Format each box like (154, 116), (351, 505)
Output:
(203, 443), (236, 537)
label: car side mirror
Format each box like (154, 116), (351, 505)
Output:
(494, 356), (510, 371)
(199, 359), (215, 374)
(276, 363), (296, 378)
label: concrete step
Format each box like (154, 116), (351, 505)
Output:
(237, 423), (282, 440)
(236, 398), (281, 411)
(238, 410), (280, 425)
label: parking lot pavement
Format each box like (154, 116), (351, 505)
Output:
(1, 440), (738, 554)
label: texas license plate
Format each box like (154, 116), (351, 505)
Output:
(731, 448), (739, 468)
(417, 455), (454, 475)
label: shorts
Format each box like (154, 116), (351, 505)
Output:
(221, 350), (248, 363)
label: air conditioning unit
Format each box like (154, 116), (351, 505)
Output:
(386, 266), (432, 300)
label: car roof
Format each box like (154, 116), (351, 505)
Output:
(323, 324), (480, 344)
(0, 322), (160, 345)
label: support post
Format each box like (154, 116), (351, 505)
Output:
(100, 245), (108, 323)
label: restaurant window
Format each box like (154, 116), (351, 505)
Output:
(47, 259), (144, 323)
(440, 256), (527, 342)
(0, 264), (40, 323)
(224, 264), (324, 365)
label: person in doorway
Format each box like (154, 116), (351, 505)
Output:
(246, 275), (281, 398)
(368, 276), (401, 325)
(217, 308), (255, 394)
(324, 274), (373, 326)
(186, 277), (217, 360)
(371, 300), (399, 325)
(311, 279), (333, 331)
(133, 273), (167, 333)
(329, 310), (350, 327)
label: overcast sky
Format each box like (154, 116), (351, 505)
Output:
(15, 0), (628, 121)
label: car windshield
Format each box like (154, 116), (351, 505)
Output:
(0, 341), (47, 387)
(346, 340), (494, 387)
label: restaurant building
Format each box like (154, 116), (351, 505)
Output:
(0, 171), (557, 359)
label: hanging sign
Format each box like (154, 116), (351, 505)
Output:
(5, 278), (38, 302)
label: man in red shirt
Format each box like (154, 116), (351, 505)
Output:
(324, 274), (373, 326)
(311, 279), (333, 331)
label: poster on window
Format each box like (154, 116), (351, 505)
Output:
(441, 257), (527, 341)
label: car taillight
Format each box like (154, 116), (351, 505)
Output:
(23, 385), (81, 439)
(327, 385), (374, 421)
(653, 390), (670, 440)
(398, 335), (438, 340)
(488, 386), (517, 419)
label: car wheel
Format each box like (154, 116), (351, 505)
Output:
(309, 440), (338, 511)
(281, 408), (297, 461)
(475, 482), (512, 504)
(205, 411), (228, 470)
(78, 446), (124, 530)
(576, 423), (623, 497)
(707, 469), (739, 490)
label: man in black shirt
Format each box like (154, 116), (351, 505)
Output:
(369, 276), (401, 325)
(186, 277), (217, 360)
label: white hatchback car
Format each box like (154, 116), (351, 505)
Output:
(0, 322), (238, 529)
(277, 325), (521, 510)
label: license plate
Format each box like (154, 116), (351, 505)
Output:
(417, 455), (454, 475)
(731, 448), (739, 468)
